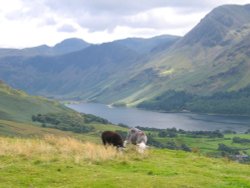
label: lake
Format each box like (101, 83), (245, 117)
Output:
(67, 103), (250, 133)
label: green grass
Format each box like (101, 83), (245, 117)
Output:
(0, 136), (249, 188)
(153, 133), (250, 156)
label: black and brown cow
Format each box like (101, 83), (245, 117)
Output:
(101, 131), (124, 148)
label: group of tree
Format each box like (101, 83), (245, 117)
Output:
(32, 112), (96, 133)
(137, 90), (193, 112)
(232, 137), (250, 144)
(156, 127), (224, 138)
(147, 134), (191, 152)
(218, 143), (240, 155)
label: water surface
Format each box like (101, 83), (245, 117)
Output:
(67, 103), (250, 133)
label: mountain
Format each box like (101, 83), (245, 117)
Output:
(0, 42), (140, 99)
(0, 38), (90, 57)
(74, 4), (249, 107)
(53, 38), (90, 54)
(179, 4), (250, 47)
(106, 4), (250, 106)
(0, 35), (178, 100)
(0, 4), (250, 115)
(134, 4), (250, 113)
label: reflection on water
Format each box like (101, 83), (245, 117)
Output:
(67, 103), (250, 133)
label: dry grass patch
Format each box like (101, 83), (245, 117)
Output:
(0, 135), (124, 163)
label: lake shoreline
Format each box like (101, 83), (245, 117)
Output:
(64, 101), (250, 118)
(66, 102), (250, 133)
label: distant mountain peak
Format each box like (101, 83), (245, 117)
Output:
(53, 38), (90, 54)
(54, 38), (89, 47)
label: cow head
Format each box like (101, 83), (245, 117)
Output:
(123, 140), (128, 147)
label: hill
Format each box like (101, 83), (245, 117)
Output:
(0, 38), (90, 57)
(0, 81), (128, 138)
(0, 135), (249, 187)
(0, 80), (72, 123)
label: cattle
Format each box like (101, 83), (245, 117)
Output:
(124, 128), (148, 153)
(101, 131), (124, 148)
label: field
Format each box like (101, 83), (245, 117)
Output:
(152, 132), (250, 156)
(0, 135), (250, 188)
(1, 81), (250, 187)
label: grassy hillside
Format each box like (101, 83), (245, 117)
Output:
(0, 119), (76, 137)
(0, 80), (72, 123)
(0, 135), (249, 188)
(0, 81), (129, 140)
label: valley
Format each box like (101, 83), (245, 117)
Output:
(0, 5), (250, 116)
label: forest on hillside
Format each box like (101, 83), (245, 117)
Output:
(138, 85), (250, 115)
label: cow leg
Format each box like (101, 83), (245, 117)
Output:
(102, 138), (107, 145)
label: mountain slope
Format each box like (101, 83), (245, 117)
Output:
(114, 35), (180, 54)
(0, 81), (126, 138)
(180, 4), (250, 47)
(107, 4), (250, 106)
(0, 42), (141, 99)
(0, 34), (180, 102)
(0, 80), (72, 123)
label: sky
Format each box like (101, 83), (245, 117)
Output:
(0, 0), (250, 48)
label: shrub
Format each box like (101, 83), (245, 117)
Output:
(218, 143), (239, 155)
(32, 113), (93, 133)
(232, 137), (250, 144)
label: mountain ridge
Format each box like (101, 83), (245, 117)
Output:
(0, 38), (91, 57)
(0, 4), (250, 115)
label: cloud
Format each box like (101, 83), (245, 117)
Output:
(43, 17), (57, 26)
(1, 0), (250, 47)
(15, 0), (215, 32)
(24, 0), (250, 32)
(42, 0), (211, 15)
(6, 0), (250, 32)
(57, 24), (77, 33)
